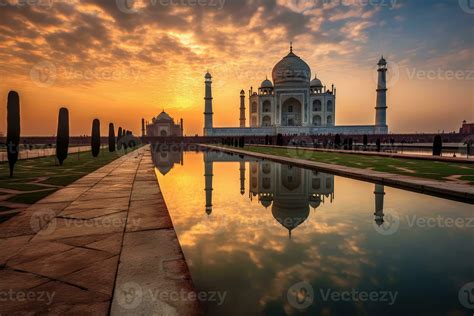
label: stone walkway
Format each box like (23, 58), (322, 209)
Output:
(0, 146), (201, 315)
(204, 145), (474, 202)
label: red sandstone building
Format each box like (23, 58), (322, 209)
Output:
(460, 120), (474, 134)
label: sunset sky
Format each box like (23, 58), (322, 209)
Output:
(0, 0), (473, 136)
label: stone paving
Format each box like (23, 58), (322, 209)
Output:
(205, 145), (474, 202)
(0, 145), (201, 315)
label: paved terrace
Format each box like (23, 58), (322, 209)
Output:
(203, 145), (474, 202)
(0, 145), (201, 315)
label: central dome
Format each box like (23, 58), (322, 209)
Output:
(272, 48), (311, 87)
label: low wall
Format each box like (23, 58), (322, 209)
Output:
(204, 125), (378, 136)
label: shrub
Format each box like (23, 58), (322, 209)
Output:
(433, 135), (442, 156)
(56, 107), (69, 166)
(276, 134), (283, 146)
(334, 134), (341, 149)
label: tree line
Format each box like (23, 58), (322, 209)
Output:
(5, 90), (138, 177)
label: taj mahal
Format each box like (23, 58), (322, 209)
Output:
(204, 45), (389, 136)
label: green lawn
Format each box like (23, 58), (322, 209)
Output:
(243, 146), (474, 185)
(0, 146), (137, 222)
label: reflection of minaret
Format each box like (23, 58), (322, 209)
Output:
(374, 184), (385, 226)
(204, 159), (213, 215)
(240, 161), (245, 195)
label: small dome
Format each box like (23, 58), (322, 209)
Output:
(205, 72), (212, 79)
(260, 78), (273, 88)
(310, 75), (323, 88)
(378, 56), (387, 66)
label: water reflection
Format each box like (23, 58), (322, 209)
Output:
(151, 146), (474, 316)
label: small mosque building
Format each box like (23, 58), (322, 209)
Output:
(145, 111), (184, 137)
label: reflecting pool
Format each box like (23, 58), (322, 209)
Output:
(153, 149), (474, 316)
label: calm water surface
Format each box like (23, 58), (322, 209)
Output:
(154, 150), (473, 316)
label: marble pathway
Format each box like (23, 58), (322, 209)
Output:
(0, 145), (200, 315)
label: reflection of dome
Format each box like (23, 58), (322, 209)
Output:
(259, 193), (273, 208)
(260, 78), (273, 88)
(272, 200), (310, 238)
(156, 165), (173, 175)
(272, 47), (311, 86)
(310, 75), (323, 88)
(309, 194), (321, 209)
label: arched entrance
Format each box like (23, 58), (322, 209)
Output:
(262, 116), (271, 126)
(282, 98), (302, 126)
(160, 130), (168, 137)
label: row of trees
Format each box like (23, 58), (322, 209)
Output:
(6, 91), (138, 177)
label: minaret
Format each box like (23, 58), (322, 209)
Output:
(204, 154), (213, 215)
(240, 90), (246, 128)
(374, 184), (385, 226)
(204, 72), (213, 136)
(239, 161), (246, 195)
(141, 118), (146, 137)
(375, 56), (388, 134)
(180, 118), (184, 136)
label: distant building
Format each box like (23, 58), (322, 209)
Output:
(145, 111), (184, 137)
(460, 120), (474, 134)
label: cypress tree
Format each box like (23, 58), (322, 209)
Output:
(433, 135), (443, 156)
(56, 107), (69, 166)
(335, 134), (341, 149)
(117, 127), (123, 150)
(376, 138), (381, 152)
(109, 123), (116, 152)
(276, 134), (283, 146)
(363, 135), (368, 148)
(7, 91), (20, 177)
(123, 130), (128, 151)
(91, 119), (101, 157)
